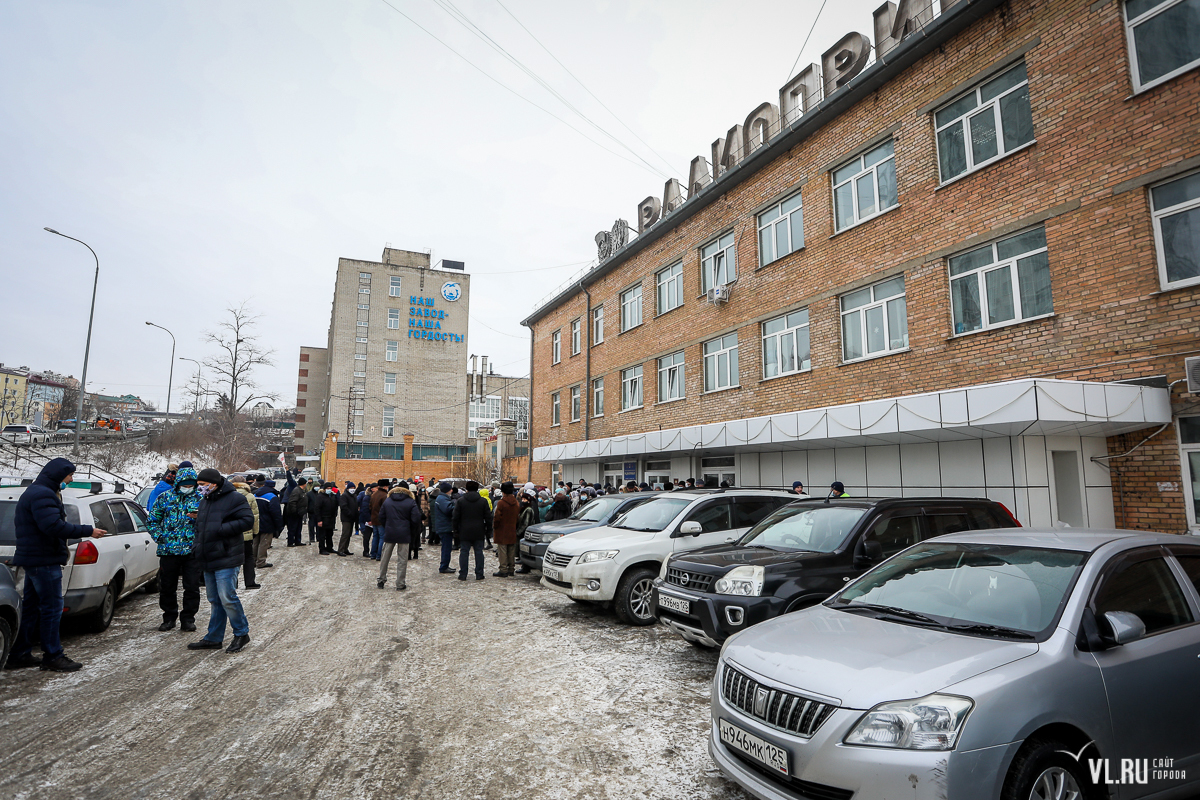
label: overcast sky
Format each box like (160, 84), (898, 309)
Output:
(1, 0), (885, 412)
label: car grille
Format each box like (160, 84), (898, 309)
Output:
(523, 532), (541, 543)
(721, 664), (837, 738)
(543, 550), (573, 568)
(727, 751), (854, 800)
(666, 567), (713, 593)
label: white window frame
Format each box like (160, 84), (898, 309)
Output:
(1177, 416), (1200, 531)
(387, 308), (400, 329)
(356, 336), (368, 343)
(385, 340), (398, 361)
(620, 285), (642, 332)
(948, 227), (1053, 335)
(703, 333), (739, 393)
(570, 318), (581, 355)
(593, 305), (604, 344)
(757, 192), (804, 267)
(359, 287), (370, 295)
(384, 373), (396, 395)
(357, 303), (370, 310)
(934, 62), (1034, 184)
(570, 385), (581, 422)
(354, 353), (367, 361)
(382, 407), (395, 438)
(389, 276), (402, 297)
(551, 392), (560, 426)
(592, 377), (604, 417)
(1124, 0), (1200, 92)
(657, 351), (685, 403)
(832, 140), (898, 232)
(701, 232), (736, 292)
(840, 276), (909, 363)
(1151, 169), (1200, 291)
(621, 365), (643, 411)
(656, 262), (684, 314)
(761, 309), (811, 379)
(507, 397), (530, 440)
(551, 330), (561, 364)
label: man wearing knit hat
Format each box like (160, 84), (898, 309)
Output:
(188, 468), (254, 654)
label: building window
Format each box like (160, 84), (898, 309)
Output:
(757, 192), (804, 266)
(354, 354), (367, 361)
(388, 308), (400, 329)
(359, 287), (370, 295)
(621, 365), (643, 411)
(358, 303), (370, 310)
(382, 407), (394, 437)
(386, 340), (398, 361)
(359, 272), (372, 283)
(593, 305), (604, 344)
(620, 285), (642, 331)
(832, 140), (898, 232)
(570, 386), (581, 421)
(935, 62), (1034, 183)
(551, 330), (561, 364)
(657, 351), (685, 402)
(356, 336), (368, 343)
(593, 377), (604, 417)
(701, 232), (736, 292)
(507, 397), (529, 439)
(657, 262), (684, 314)
(551, 392), (560, 425)
(762, 309), (810, 378)
(354, 371), (366, 378)
(1151, 170), (1200, 290)
(384, 373), (396, 395)
(703, 333), (739, 392)
(357, 306), (370, 328)
(840, 276), (908, 362)
(469, 395), (502, 438)
(389, 276), (402, 297)
(570, 318), (581, 355)
(949, 227), (1053, 334)
(1125, 0), (1200, 91)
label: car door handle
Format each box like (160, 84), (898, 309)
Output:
(124, 543), (131, 549)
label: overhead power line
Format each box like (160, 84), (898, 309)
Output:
(785, 0), (829, 82)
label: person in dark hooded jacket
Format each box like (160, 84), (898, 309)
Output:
(451, 481), (492, 581)
(376, 482), (422, 590)
(188, 469), (254, 654)
(6, 458), (105, 672)
(314, 482), (338, 554)
(336, 482), (358, 556)
(545, 490), (573, 522)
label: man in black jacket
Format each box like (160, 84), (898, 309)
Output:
(6, 458), (106, 672)
(451, 481), (492, 581)
(314, 482), (339, 554)
(283, 478), (308, 546)
(188, 469), (255, 654)
(306, 481), (321, 543)
(336, 482), (358, 556)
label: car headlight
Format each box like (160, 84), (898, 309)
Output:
(844, 694), (973, 751)
(714, 565), (764, 596)
(578, 549), (619, 563)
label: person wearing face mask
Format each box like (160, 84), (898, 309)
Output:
(147, 466), (203, 632)
(314, 482), (339, 555)
(188, 469), (254, 654)
(6, 457), (106, 672)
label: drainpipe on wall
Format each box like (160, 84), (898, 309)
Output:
(525, 322), (534, 483)
(581, 279), (592, 445)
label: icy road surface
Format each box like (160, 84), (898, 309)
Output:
(0, 540), (745, 800)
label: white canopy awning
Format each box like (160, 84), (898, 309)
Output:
(533, 378), (1171, 464)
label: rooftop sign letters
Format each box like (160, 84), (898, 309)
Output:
(408, 295), (464, 344)
(594, 0), (950, 259)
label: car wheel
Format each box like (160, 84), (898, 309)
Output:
(1002, 738), (1098, 800)
(614, 567), (658, 626)
(86, 584), (117, 633)
(0, 617), (12, 667)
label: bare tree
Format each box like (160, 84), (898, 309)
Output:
(203, 303), (277, 421)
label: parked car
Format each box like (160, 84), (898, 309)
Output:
(520, 493), (659, 572)
(540, 489), (795, 625)
(0, 564), (20, 669)
(0, 486), (159, 632)
(1, 425), (49, 445)
(653, 496), (1020, 647)
(710, 529), (1200, 800)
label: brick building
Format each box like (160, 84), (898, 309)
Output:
(524, 0), (1200, 532)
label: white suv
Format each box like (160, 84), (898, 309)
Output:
(1, 425), (49, 445)
(540, 489), (796, 625)
(0, 485), (159, 632)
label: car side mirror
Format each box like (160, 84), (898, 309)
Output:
(679, 521), (702, 536)
(1101, 611), (1146, 647)
(854, 539), (884, 567)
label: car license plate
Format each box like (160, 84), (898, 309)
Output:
(719, 718), (789, 776)
(543, 564), (562, 581)
(521, 543), (532, 554)
(658, 593), (690, 615)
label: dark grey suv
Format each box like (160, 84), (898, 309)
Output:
(520, 493), (658, 572)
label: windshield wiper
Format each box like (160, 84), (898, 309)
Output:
(615, 525), (660, 532)
(944, 623), (1035, 640)
(840, 603), (942, 626)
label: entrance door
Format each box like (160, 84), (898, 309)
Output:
(701, 456), (736, 488)
(602, 462), (624, 489)
(1180, 417), (1200, 532)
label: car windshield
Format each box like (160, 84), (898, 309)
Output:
(571, 496), (627, 522)
(611, 497), (693, 532)
(831, 542), (1089, 638)
(739, 505), (867, 552)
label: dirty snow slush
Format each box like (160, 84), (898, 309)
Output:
(0, 543), (746, 800)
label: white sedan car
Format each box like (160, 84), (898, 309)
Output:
(0, 485), (160, 631)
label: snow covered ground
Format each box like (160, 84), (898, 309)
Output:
(0, 540), (748, 800)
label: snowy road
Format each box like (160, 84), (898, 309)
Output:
(0, 539), (745, 800)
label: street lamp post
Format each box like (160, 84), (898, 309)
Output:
(144, 322), (175, 420)
(179, 357), (202, 416)
(44, 227), (99, 457)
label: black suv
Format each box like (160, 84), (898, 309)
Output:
(651, 496), (1020, 647)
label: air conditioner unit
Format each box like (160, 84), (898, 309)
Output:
(1186, 356), (1200, 394)
(706, 284), (732, 305)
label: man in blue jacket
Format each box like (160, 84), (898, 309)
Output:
(433, 481), (456, 574)
(6, 457), (106, 672)
(253, 480), (284, 570)
(145, 462), (179, 511)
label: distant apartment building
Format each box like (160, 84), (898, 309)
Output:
(25, 373), (67, 427)
(0, 368), (28, 426)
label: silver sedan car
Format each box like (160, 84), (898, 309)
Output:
(710, 530), (1200, 800)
